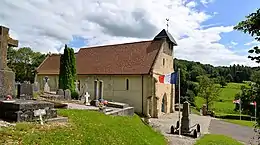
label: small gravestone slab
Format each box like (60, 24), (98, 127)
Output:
(56, 89), (64, 100)
(64, 89), (71, 100)
(34, 109), (46, 125)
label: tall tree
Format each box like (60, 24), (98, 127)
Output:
(197, 75), (221, 111)
(58, 45), (76, 93)
(234, 9), (260, 127)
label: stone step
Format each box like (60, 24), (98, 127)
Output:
(106, 102), (129, 108)
(46, 116), (68, 123)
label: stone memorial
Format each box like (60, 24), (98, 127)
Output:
(0, 26), (62, 123)
(181, 101), (190, 133)
(202, 104), (207, 116)
(0, 26), (18, 98)
(33, 82), (40, 92)
(0, 100), (57, 122)
(20, 81), (33, 99)
(64, 89), (71, 100)
(84, 92), (90, 105)
(43, 76), (50, 93)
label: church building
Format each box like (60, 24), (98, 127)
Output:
(35, 29), (177, 118)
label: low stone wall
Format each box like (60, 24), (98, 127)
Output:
(105, 107), (134, 116)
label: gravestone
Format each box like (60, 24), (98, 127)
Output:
(20, 81), (33, 99)
(43, 76), (50, 93)
(0, 26), (18, 98)
(64, 89), (71, 100)
(75, 81), (80, 94)
(33, 82), (40, 92)
(181, 101), (190, 133)
(79, 81), (88, 103)
(56, 89), (64, 100)
(202, 104), (207, 116)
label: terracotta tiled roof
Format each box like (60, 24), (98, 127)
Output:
(36, 39), (163, 75)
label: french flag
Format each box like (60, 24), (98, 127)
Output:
(250, 101), (257, 106)
(159, 72), (178, 84)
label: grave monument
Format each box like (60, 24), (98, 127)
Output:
(0, 26), (17, 98)
(0, 26), (61, 123)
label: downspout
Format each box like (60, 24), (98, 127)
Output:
(141, 75), (144, 115)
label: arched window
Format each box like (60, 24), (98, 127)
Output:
(126, 79), (129, 90)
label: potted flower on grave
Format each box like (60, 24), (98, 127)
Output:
(98, 102), (106, 112)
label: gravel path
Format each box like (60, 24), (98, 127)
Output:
(149, 113), (212, 145)
(209, 119), (259, 145)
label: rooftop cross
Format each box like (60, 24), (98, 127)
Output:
(166, 18), (169, 32)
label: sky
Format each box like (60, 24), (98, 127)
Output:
(0, 0), (260, 67)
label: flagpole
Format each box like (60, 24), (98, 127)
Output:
(255, 102), (257, 122)
(178, 68), (181, 136)
(239, 98), (241, 120)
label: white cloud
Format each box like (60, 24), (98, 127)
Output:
(186, 1), (197, 8)
(0, 0), (257, 67)
(231, 41), (238, 46)
(245, 40), (260, 46)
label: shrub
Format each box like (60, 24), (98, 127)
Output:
(71, 91), (79, 100)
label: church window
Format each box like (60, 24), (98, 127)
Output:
(163, 58), (165, 66)
(126, 79), (129, 90)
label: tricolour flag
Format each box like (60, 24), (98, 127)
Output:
(233, 99), (240, 104)
(159, 72), (178, 84)
(250, 101), (257, 106)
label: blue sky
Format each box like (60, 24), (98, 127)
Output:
(199, 0), (260, 56)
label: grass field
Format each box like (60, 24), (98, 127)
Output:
(223, 119), (257, 128)
(194, 134), (243, 145)
(0, 110), (166, 145)
(195, 83), (246, 114)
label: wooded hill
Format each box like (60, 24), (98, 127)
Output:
(174, 58), (259, 105)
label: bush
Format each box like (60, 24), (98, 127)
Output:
(71, 91), (79, 100)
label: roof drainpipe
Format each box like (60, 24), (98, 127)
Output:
(141, 75), (144, 115)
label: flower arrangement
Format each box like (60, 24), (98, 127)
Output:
(98, 102), (105, 112)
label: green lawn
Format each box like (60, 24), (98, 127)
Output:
(223, 119), (257, 128)
(195, 134), (243, 145)
(0, 109), (167, 145)
(195, 83), (246, 114)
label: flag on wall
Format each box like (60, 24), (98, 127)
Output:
(233, 99), (241, 104)
(159, 72), (178, 84)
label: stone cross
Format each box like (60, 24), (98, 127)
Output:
(0, 26), (18, 98)
(0, 26), (18, 70)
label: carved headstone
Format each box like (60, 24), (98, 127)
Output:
(202, 104), (207, 116)
(56, 89), (64, 100)
(20, 81), (33, 99)
(33, 82), (40, 92)
(0, 26), (18, 98)
(64, 89), (71, 100)
(43, 76), (50, 93)
(181, 101), (190, 133)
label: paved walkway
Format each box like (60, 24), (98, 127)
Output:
(149, 112), (212, 145)
(209, 119), (259, 145)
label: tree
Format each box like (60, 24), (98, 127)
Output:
(197, 75), (221, 111)
(58, 45), (77, 98)
(235, 9), (260, 129)
(219, 76), (227, 88)
(7, 47), (46, 83)
(226, 74), (233, 82)
(234, 8), (260, 63)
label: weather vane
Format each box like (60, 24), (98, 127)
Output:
(166, 18), (169, 32)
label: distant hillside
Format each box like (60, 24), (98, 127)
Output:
(173, 58), (260, 105)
